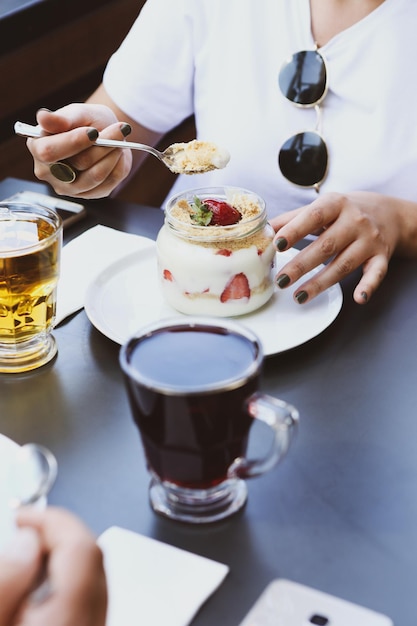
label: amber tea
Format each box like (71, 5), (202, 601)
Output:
(0, 202), (62, 373)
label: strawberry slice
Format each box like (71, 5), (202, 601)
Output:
(163, 269), (173, 281)
(191, 196), (242, 226)
(220, 273), (250, 302)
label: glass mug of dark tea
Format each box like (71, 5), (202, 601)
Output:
(120, 317), (299, 524)
(0, 201), (62, 373)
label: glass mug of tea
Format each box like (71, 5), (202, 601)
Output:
(0, 201), (62, 373)
(120, 317), (299, 524)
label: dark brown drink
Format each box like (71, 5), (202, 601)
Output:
(121, 321), (261, 489)
(121, 318), (297, 523)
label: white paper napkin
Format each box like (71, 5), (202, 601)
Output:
(97, 526), (229, 626)
(56, 225), (155, 325)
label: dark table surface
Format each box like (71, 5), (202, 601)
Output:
(1, 177), (416, 626)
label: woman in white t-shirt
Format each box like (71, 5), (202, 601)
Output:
(26, 0), (417, 304)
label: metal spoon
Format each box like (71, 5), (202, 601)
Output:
(8, 444), (58, 605)
(9, 443), (58, 508)
(14, 121), (230, 175)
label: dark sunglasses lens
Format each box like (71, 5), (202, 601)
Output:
(279, 50), (327, 106)
(279, 131), (328, 187)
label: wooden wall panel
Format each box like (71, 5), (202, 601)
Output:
(0, 0), (196, 207)
(0, 0), (144, 193)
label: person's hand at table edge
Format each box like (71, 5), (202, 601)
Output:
(0, 506), (107, 626)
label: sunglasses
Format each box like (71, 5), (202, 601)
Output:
(278, 49), (329, 192)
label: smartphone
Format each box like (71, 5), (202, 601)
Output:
(238, 579), (393, 626)
(1, 190), (86, 228)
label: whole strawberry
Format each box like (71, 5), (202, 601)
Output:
(191, 196), (242, 226)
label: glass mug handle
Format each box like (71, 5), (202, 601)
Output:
(228, 392), (299, 479)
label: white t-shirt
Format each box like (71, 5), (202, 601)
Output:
(103, 0), (417, 216)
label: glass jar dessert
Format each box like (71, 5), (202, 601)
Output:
(156, 186), (276, 317)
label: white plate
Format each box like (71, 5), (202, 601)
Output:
(84, 242), (342, 356)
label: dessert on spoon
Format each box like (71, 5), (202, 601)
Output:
(14, 121), (230, 175)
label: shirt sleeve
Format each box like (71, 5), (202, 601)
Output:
(103, 0), (195, 133)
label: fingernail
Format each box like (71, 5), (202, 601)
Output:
(275, 237), (288, 252)
(295, 290), (308, 304)
(37, 107), (51, 113)
(120, 123), (132, 137)
(0, 528), (40, 564)
(276, 274), (290, 288)
(361, 291), (368, 302)
(87, 127), (99, 141)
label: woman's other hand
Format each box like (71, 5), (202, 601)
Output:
(271, 191), (417, 304)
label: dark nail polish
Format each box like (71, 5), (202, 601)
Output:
(361, 291), (368, 302)
(275, 237), (288, 252)
(295, 291), (308, 304)
(87, 128), (99, 141)
(276, 274), (290, 289)
(120, 123), (132, 137)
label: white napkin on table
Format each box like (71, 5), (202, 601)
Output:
(56, 225), (155, 325)
(97, 526), (229, 626)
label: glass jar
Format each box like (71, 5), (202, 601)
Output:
(156, 186), (276, 316)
